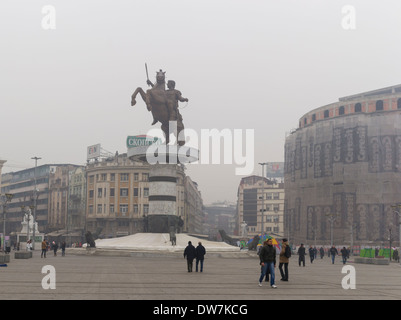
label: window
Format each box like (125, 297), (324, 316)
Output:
(120, 188), (129, 197)
(143, 204), (149, 214)
(120, 173), (129, 181)
(324, 110), (329, 118)
(110, 173), (115, 181)
(266, 193), (272, 200)
(312, 114), (316, 121)
(355, 103), (362, 112)
(97, 188), (102, 198)
(101, 173), (107, 181)
(97, 204), (102, 214)
(398, 98), (401, 109)
(110, 188), (115, 197)
(110, 204), (114, 214)
(120, 204), (128, 215)
(89, 176), (94, 183)
(273, 192), (279, 200)
(304, 118), (307, 125)
(133, 188), (139, 197)
(134, 173), (139, 181)
(88, 205), (93, 214)
(144, 188), (149, 197)
(133, 204), (139, 213)
(376, 100), (383, 111)
(339, 106), (345, 115)
(89, 190), (94, 199)
(142, 173), (149, 181)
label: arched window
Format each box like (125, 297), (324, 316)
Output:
(339, 106), (345, 115)
(355, 103), (362, 112)
(376, 100), (383, 111)
(324, 110), (329, 118)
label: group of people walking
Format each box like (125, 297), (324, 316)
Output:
(40, 240), (66, 258)
(183, 241), (206, 272)
(297, 244), (349, 265)
(258, 238), (290, 288)
(257, 240), (355, 288)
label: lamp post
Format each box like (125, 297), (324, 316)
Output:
(31, 156), (41, 250)
(259, 162), (268, 234)
(1, 193), (14, 251)
(326, 213), (337, 247)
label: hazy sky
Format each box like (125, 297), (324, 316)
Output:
(2, 0), (401, 204)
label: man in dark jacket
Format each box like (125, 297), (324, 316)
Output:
(298, 243), (306, 267)
(195, 242), (206, 272)
(258, 238), (277, 288)
(183, 241), (196, 272)
(330, 246), (339, 264)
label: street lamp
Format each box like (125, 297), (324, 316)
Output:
(1, 193), (14, 251)
(259, 162), (268, 234)
(326, 213), (337, 247)
(31, 156), (41, 250)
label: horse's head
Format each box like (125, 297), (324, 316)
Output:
(156, 69), (166, 84)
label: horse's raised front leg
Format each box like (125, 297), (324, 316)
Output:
(131, 87), (147, 108)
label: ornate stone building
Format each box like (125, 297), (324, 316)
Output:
(285, 84), (401, 245)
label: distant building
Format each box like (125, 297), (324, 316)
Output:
(183, 177), (204, 234)
(0, 160), (6, 187)
(237, 176), (284, 238)
(203, 202), (237, 236)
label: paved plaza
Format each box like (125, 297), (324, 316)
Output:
(0, 250), (400, 300)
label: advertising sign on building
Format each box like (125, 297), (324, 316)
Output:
(126, 135), (161, 148)
(87, 144), (101, 160)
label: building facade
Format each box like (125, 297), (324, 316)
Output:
(85, 153), (202, 237)
(237, 175), (285, 238)
(0, 164), (78, 237)
(285, 84), (401, 245)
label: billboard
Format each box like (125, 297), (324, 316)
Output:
(265, 162), (284, 178)
(87, 144), (101, 160)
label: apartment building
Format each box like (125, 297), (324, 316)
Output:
(237, 175), (284, 238)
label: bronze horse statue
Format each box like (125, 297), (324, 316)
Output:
(131, 69), (183, 145)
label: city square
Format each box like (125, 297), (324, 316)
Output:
(2, 1), (401, 306)
(0, 249), (400, 300)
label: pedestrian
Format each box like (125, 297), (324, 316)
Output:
(329, 245), (338, 264)
(258, 238), (277, 288)
(340, 247), (348, 264)
(298, 243), (306, 267)
(52, 241), (58, 256)
(393, 248), (399, 263)
(183, 241), (196, 272)
(319, 247), (325, 259)
(26, 239), (32, 251)
(309, 246), (315, 264)
(61, 241), (66, 257)
(195, 242), (206, 272)
(279, 238), (290, 281)
(41, 239), (47, 258)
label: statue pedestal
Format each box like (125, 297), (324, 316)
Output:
(127, 138), (198, 233)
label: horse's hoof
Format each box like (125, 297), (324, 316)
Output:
(131, 100), (136, 106)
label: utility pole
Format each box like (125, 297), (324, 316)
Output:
(31, 156), (41, 250)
